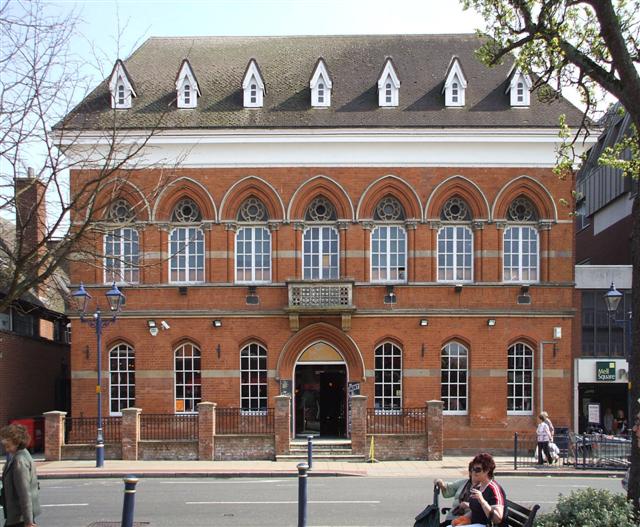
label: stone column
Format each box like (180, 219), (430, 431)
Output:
(274, 395), (291, 456)
(43, 411), (66, 461)
(426, 400), (443, 461)
(198, 402), (217, 461)
(350, 395), (367, 456)
(121, 408), (141, 461)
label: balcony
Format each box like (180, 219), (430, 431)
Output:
(286, 280), (355, 331)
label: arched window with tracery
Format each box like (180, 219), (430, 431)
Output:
(104, 199), (140, 283)
(503, 196), (539, 283)
(437, 196), (473, 282)
(169, 198), (204, 283)
(371, 196), (406, 283)
(507, 342), (534, 415)
(441, 341), (468, 414)
(240, 342), (267, 412)
(109, 343), (135, 415)
(302, 196), (339, 279)
(236, 197), (271, 283)
(374, 341), (402, 413)
(174, 342), (201, 413)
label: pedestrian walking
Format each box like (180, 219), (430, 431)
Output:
(1, 424), (41, 527)
(540, 411), (554, 440)
(536, 414), (553, 465)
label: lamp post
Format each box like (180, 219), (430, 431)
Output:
(71, 282), (125, 468)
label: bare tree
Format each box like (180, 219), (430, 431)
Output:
(0, 0), (176, 312)
(461, 0), (640, 512)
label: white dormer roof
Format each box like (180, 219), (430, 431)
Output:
(309, 58), (333, 108)
(442, 56), (467, 107)
(506, 66), (533, 107)
(175, 59), (201, 109)
(108, 59), (136, 109)
(377, 57), (400, 107)
(242, 59), (266, 108)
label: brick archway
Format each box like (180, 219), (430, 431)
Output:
(276, 323), (365, 381)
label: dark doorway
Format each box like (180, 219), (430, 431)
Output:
(294, 364), (346, 437)
(578, 382), (628, 433)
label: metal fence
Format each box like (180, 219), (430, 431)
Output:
(366, 408), (427, 434)
(513, 430), (631, 470)
(140, 414), (198, 441)
(65, 416), (122, 444)
(216, 408), (274, 434)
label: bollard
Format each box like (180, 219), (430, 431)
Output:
(297, 462), (309, 527)
(121, 475), (139, 527)
(513, 432), (518, 470)
(307, 435), (313, 470)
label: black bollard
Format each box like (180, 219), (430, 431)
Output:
(297, 462), (309, 527)
(121, 475), (139, 527)
(307, 435), (313, 470)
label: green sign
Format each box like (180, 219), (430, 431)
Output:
(596, 361), (616, 381)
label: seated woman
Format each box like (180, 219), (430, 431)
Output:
(434, 464), (473, 526)
(460, 452), (507, 527)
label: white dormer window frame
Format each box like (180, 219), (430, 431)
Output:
(443, 58), (467, 107)
(175, 60), (201, 109)
(242, 60), (265, 108)
(310, 59), (332, 108)
(507, 68), (532, 107)
(108, 60), (136, 110)
(377, 59), (400, 107)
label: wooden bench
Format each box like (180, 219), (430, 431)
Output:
(505, 499), (540, 527)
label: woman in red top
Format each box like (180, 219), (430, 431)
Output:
(466, 452), (506, 527)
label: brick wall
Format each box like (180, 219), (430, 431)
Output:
(139, 441), (198, 460)
(367, 434), (426, 460)
(215, 435), (275, 460)
(62, 443), (122, 460)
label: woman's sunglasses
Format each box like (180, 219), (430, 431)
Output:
(471, 466), (484, 473)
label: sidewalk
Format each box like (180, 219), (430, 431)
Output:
(17, 456), (625, 480)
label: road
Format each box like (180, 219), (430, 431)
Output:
(36, 475), (623, 526)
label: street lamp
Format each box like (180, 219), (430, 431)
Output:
(71, 282), (125, 468)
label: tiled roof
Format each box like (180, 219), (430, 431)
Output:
(61, 34), (584, 130)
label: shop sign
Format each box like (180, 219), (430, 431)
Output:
(596, 361), (616, 381)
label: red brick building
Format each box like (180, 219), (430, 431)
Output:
(60, 35), (590, 454)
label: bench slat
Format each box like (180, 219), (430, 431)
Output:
(505, 499), (540, 527)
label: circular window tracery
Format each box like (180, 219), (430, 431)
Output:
(238, 197), (268, 222)
(374, 196), (405, 221)
(172, 198), (201, 223)
(441, 197), (471, 221)
(508, 197), (538, 222)
(305, 196), (336, 222)
(108, 199), (135, 223)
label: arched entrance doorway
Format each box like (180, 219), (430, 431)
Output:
(294, 342), (347, 438)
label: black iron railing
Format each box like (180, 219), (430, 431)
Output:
(140, 414), (198, 441)
(366, 408), (427, 434)
(216, 408), (274, 434)
(64, 416), (122, 444)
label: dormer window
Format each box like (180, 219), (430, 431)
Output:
(507, 67), (532, 107)
(443, 57), (467, 107)
(175, 59), (200, 109)
(108, 59), (136, 109)
(310, 58), (332, 108)
(243, 59), (265, 108)
(378, 58), (400, 107)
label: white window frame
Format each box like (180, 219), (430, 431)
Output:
(109, 343), (135, 416)
(441, 342), (468, 415)
(235, 226), (271, 283)
(302, 226), (339, 280)
(240, 342), (268, 413)
(443, 60), (467, 107)
(169, 227), (205, 283)
(174, 342), (201, 414)
(310, 60), (332, 108)
(374, 342), (402, 413)
(370, 225), (407, 283)
(507, 342), (534, 415)
(503, 225), (539, 283)
(104, 227), (140, 284)
(437, 225), (473, 282)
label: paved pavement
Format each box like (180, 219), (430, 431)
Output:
(13, 456), (624, 480)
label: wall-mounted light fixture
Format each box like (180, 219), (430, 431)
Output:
(384, 285), (397, 304)
(454, 284), (463, 293)
(419, 319), (428, 327)
(179, 286), (188, 296)
(421, 343), (426, 358)
(213, 319), (222, 328)
(246, 285), (259, 305)
(147, 320), (158, 336)
(487, 319), (496, 327)
(520, 285), (530, 294)
(160, 320), (170, 330)
(216, 344), (221, 359)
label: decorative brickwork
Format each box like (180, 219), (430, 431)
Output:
(427, 400), (444, 461)
(274, 395), (291, 456)
(44, 411), (65, 461)
(197, 401), (216, 460)
(121, 408), (141, 461)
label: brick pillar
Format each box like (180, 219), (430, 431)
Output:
(198, 402), (216, 460)
(274, 395), (291, 456)
(350, 395), (367, 456)
(44, 411), (66, 461)
(426, 400), (443, 461)
(121, 408), (141, 461)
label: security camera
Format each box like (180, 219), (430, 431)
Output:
(161, 320), (170, 330)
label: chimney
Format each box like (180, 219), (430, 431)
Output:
(15, 167), (47, 262)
